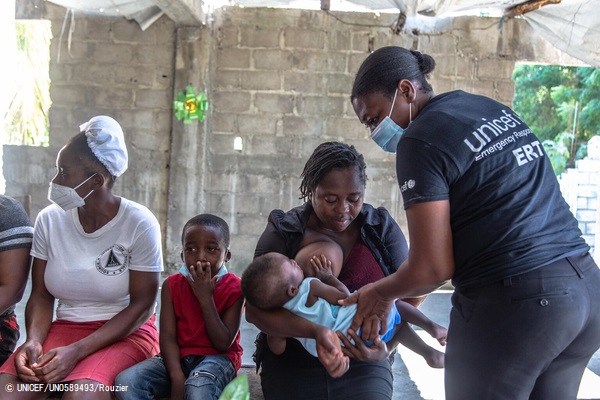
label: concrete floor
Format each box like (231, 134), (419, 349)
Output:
(14, 279), (600, 400)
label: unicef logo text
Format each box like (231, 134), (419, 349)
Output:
(400, 179), (416, 193)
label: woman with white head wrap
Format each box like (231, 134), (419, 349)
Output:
(0, 116), (163, 398)
(81, 115), (129, 178)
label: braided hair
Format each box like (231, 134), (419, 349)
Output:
(299, 141), (367, 201)
(351, 46), (436, 101)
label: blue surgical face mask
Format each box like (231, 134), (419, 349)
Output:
(179, 263), (228, 282)
(370, 89), (412, 154)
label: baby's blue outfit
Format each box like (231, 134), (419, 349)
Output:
(283, 277), (401, 357)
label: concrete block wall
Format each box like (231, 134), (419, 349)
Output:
(4, 3), (583, 275)
(201, 7), (573, 274)
(559, 159), (600, 259)
(205, 8), (407, 273)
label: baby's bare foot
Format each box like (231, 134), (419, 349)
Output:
(424, 348), (445, 369)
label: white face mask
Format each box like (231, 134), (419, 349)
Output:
(47, 173), (96, 211)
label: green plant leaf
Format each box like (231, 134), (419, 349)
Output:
(218, 374), (250, 400)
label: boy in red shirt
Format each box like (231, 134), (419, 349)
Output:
(116, 214), (244, 400)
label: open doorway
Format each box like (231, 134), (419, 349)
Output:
(512, 63), (599, 176)
(1, 1), (51, 193)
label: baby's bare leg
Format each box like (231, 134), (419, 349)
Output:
(394, 322), (445, 368)
(395, 300), (447, 346)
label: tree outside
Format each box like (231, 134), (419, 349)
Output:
(512, 64), (600, 175)
(2, 20), (52, 147)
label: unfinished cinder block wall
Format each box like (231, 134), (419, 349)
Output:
(5, 2), (175, 252)
(4, 3), (581, 274)
(560, 156), (600, 258)
(187, 7), (579, 273)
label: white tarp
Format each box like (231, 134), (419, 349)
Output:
(46, 0), (164, 30)
(525, 0), (599, 67)
(46, 0), (600, 66)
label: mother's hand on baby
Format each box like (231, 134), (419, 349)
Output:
(315, 326), (350, 378)
(339, 282), (394, 342)
(337, 329), (389, 362)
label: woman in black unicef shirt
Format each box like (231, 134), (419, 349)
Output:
(344, 45), (600, 400)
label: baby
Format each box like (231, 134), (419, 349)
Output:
(242, 240), (447, 368)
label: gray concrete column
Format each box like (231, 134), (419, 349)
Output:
(165, 26), (211, 269)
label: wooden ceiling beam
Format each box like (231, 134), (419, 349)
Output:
(504, 0), (561, 19)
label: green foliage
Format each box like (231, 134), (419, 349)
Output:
(3, 20), (52, 146)
(542, 135), (569, 175)
(219, 374), (249, 400)
(512, 64), (600, 174)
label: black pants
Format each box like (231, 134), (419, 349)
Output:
(446, 252), (600, 400)
(257, 334), (394, 400)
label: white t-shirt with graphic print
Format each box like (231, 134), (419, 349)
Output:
(31, 198), (163, 322)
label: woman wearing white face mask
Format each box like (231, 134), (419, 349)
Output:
(0, 116), (163, 399)
(345, 46), (600, 400)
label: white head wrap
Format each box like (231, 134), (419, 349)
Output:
(80, 116), (128, 177)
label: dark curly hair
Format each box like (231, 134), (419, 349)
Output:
(182, 214), (230, 247)
(241, 253), (291, 310)
(299, 141), (367, 201)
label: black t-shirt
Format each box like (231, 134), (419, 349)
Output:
(396, 90), (588, 288)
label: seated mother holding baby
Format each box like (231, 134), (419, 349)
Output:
(245, 141), (437, 400)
